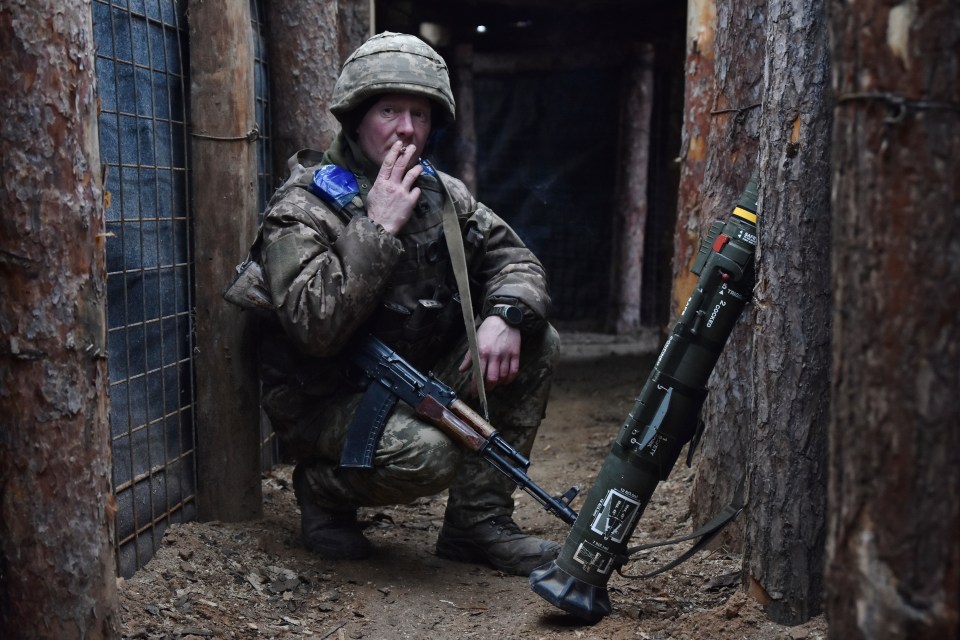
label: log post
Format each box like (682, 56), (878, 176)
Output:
(453, 43), (478, 193)
(746, 0), (832, 622)
(685, 0), (764, 552)
(827, 1), (960, 636)
(0, 1), (118, 636)
(610, 43), (655, 334)
(188, 0), (262, 521)
(672, 0), (718, 320)
(266, 0), (371, 183)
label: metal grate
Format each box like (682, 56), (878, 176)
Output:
(96, 0), (277, 576)
(250, 0), (280, 470)
(95, 0), (195, 578)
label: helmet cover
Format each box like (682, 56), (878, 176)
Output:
(330, 31), (456, 125)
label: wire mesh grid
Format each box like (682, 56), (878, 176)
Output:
(96, 0), (195, 579)
(250, 0), (280, 472)
(95, 0), (277, 577)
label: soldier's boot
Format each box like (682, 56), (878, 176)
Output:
(435, 515), (561, 576)
(293, 465), (372, 560)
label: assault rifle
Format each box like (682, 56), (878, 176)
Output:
(340, 334), (579, 526)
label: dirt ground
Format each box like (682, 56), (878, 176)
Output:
(117, 332), (828, 640)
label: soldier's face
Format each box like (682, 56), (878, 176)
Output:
(356, 94), (432, 169)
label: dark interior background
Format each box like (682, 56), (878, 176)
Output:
(377, 0), (686, 330)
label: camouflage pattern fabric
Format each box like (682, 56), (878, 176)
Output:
(329, 31), (456, 124)
(294, 324), (560, 528)
(256, 131), (554, 526)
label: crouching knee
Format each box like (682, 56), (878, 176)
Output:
(372, 424), (464, 500)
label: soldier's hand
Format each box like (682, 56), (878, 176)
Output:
(366, 141), (422, 235)
(459, 316), (521, 394)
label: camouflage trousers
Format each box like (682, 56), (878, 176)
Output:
(291, 324), (560, 528)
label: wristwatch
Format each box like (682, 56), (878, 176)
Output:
(489, 304), (523, 328)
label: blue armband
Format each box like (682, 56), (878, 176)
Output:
(309, 164), (360, 209)
(419, 158), (437, 178)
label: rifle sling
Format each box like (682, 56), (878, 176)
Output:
(438, 179), (489, 419)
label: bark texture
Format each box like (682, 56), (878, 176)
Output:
(0, 1), (118, 636)
(686, 0), (765, 550)
(266, 0), (370, 184)
(746, 0), (832, 624)
(673, 0), (718, 316)
(188, 0), (263, 522)
(826, 1), (960, 638)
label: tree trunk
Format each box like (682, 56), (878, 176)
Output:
(826, 1), (960, 638)
(686, 0), (765, 551)
(0, 1), (118, 637)
(453, 43), (478, 193)
(266, 0), (370, 184)
(611, 43), (655, 334)
(189, 0), (263, 522)
(745, 0), (832, 624)
(337, 0), (372, 62)
(672, 0), (718, 318)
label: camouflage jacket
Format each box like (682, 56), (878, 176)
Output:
(257, 133), (550, 427)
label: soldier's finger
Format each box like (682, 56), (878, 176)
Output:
(500, 357), (513, 381)
(505, 354), (520, 384)
(484, 356), (500, 386)
(378, 141), (404, 180)
(458, 351), (472, 373)
(402, 162), (424, 189)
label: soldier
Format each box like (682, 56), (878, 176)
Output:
(255, 32), (560, 576)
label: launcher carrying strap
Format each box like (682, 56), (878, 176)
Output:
(615, 475), (746, 579)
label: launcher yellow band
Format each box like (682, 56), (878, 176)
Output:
(733, 206), (757, 223)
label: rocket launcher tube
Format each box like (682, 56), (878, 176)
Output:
(528, 171), (759, 623)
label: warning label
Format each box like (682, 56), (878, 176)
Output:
(572, 541), (615, 576)
(590, 489), (642, 543)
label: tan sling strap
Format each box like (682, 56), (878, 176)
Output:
(437, 178), (489, 419)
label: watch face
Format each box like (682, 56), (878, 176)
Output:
(496, 305), (523, 326)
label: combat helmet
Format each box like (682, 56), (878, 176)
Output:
(330, 31), (456, 126)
